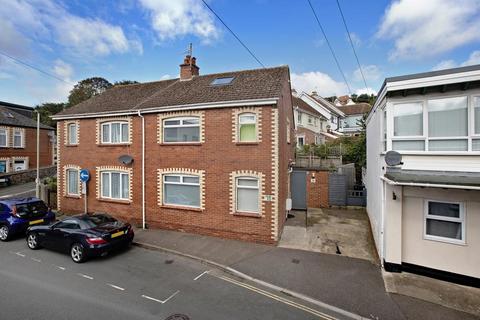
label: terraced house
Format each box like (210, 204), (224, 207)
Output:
(52, 56), (294, 244)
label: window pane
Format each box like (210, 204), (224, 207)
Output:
(473, 139), (480, 151)
(111, 173), (120, 198)
(428, 139), (467, 151)
(0, 161), (6, 173)
(68, 170), (78, 194)
(102, 124), (110, 143)
(164, 184), (200, 207)
(164, 120), (180, 126)
(183, 176), (199, 184)
(101, 173), (110, 197)
(121, 123), (129, 142)
(393, 103), (423, 136)
(426, 219), (462, 240)
(164, 175), (181, 182)
(0, 131), (6, 146)
(164, 127), (200, 142)
(392, 140), (425, 151)
(183, 118), (199, 125)
(428, 97), (467, 137)
(239, 114), (256, 124)
(237, 188), (259, 212)
(240, 124), (256, 141)
(111, 123), (121, 143)
(14, 134), (21, 147)
(238, 178), (258, 187)
(428, 202), (460, 218)
(475, 97), (480, 134)
(121, 174), (129, 199)
(69, 124), (77, 144)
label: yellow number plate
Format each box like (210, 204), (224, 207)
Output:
(111, 231), (124, 238)
(29, 219), (44, 225)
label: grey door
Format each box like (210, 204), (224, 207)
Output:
(291, 170), (307, 210)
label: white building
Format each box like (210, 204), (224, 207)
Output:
(366, 65), (480, 287)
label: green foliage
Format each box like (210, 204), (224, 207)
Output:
(114, 80), (140, 86)
(33, 102), (65, 127)
(44, 176), (57, 191)
(67, 77), (112, 107)
(355, 94), (377, 105)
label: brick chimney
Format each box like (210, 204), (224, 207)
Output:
(180, 55), (199, 80)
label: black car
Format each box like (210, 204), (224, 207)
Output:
(26, 213), (134, 263)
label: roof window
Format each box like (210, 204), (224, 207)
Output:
(211, 76), (235, 86)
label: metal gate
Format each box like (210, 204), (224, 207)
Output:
(291, 170), (307, 210)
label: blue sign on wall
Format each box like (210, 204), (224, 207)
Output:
(80, 169), (90, 182)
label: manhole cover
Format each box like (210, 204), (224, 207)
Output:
(291, 258), (300, 264)
(165, 314), (190, 320)
(165, 259), (174, 264)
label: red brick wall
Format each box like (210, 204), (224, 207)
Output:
(0, 127), (53, 170)
(306, 170), (329, 208)
(58, 101), (292, 244)
(296, 127), (318, 145)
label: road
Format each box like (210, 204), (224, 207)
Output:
(0, 236), (349, 320)
(0, 181), (36, 199)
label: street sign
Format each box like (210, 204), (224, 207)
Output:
(80, 169), (90, 182)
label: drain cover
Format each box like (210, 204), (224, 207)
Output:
(165, 259), (174, 264)
(165, 314), (190, 320)
(291, 258), (300, 264)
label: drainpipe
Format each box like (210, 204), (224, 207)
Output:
(137, 110), (146, 229)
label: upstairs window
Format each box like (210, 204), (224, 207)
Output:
(392, 102), (424, 151)
(238, 113), (257, 142)
(475, 96), (480, 135)
(101, 122), (129, 144)
(163, 117), (200, 143)
(13, 129), (23, 148)
(0, 128), (7, 147)
(297, 112), (302, 123)
(67, 123), (78, 145)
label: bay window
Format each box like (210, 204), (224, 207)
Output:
(238, 113), (257, 142)
(163, 174), (200, 208)
(101, 122), (129, 144)
(101, 171), (129, 200)
(425, 200), (464, 244)
(236, 177), (259, 213)
(163, 117), (200, 143)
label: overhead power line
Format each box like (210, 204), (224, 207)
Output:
(335, 0), (368, 91)
(306, 0), (352, 95)
(0, 50), (74, 86)
(201, 0), (265, 68)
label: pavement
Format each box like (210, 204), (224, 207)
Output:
(0, 181), (36, 199)
(0, 236), (345, 320)
(134, 227), (479, 320)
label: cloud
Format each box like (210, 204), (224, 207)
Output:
(0, 20), (30, 58)
(138, 0), (220, 42)
(347, 32), (361, 47)
(353, 65), (381, 82)
(432, 50), (480, 70)
(355, 87), (377, 96)
(291, 71), (348, 96)
(377, 0), (480, 60)
(159, 74), (172, 80)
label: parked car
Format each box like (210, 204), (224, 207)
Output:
(26, 213), (134, 263)
(0, 197), (55, 241)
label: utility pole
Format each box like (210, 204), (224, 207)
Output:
(35, 112), (40, 198)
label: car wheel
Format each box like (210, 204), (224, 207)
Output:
(27, 232), (41, 250)
(70, 243), (86, 263)
(0, 225), (10, 241)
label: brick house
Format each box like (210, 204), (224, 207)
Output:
(292, 93), (327, 147)
(0, 101), (55, 172)
(52, 56), (295, 244)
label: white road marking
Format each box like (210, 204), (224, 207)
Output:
(15, 252), (25, 257)
(55, 265), (66, 271)
(0, 189), (36, 199)
(78, 273), (94, 280)
(31, 258), (41, 263)
(194, 270), (210, 281)
(141, 290), (180, 304)
(107, 284), (125, 291)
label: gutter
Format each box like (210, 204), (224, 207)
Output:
(380, 175), (480, 191)
(137, 110), (146, 229)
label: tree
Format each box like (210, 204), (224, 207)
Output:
(350, 93), (358, 102)
(114, 80), (140, 86)
(33, 102), (66, 127)
(67, 77), (112, 107)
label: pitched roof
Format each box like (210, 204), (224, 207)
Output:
(337, 103), (371, 115)
(308, 94), (345, 117)
(0, 106), (53, 130)
(56, 66), (290, 117)
(292, 96), (324, 118)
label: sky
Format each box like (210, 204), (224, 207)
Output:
(0, 0), (479, 106)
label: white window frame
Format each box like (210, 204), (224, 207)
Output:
(162, 174), (201, 208)
(472, 95), (480, 150)
(238, 113), (257, 142)
(0, 128), (8, 147)
(162, 117), (200, 143)
(67, 123), (78, 145)
(423, 199), (466, 245)
(100, 171), (129, 200)
(101, 121), (129, 144)
(13, 128), (23, 148)
(297, 135), (305, 148)
(235, 176), (259, 214)
(13, 159), (27, 172)
(66, 168), (79, 196)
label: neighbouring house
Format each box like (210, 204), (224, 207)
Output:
(334, 95), (354, 106)
(338, 102), (371, 136)
(52, 55), (295, 244)
(366, 64), (480, 287)
(292, 92), (327, 147)
(0, 101), (55, 172)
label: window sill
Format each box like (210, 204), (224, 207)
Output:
(381, 151), (480, 156)
(423, 235), (466, 246)
(236, 142), (260, 146)
(158, 142), (203, 146)
(98, 198), (131, 205)
(160, 204), (203, 212)
(233, 211), (262, 218)
(65, 194), (81, 199)
(65, 144), (78, 147)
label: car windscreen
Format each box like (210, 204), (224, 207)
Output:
(16, 201), (48, 218)
(81, 214), (117, 228)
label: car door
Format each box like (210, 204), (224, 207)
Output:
(46, 220), (81, 253)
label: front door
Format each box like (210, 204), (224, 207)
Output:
(291, 170), (307, 210)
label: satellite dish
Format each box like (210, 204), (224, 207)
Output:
(385, 151), (403, 166)
(118, 155), (134, 165)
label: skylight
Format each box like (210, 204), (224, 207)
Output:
(211, 76), (235, 86)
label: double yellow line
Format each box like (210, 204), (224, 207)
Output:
(216, 275), (338, 320)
